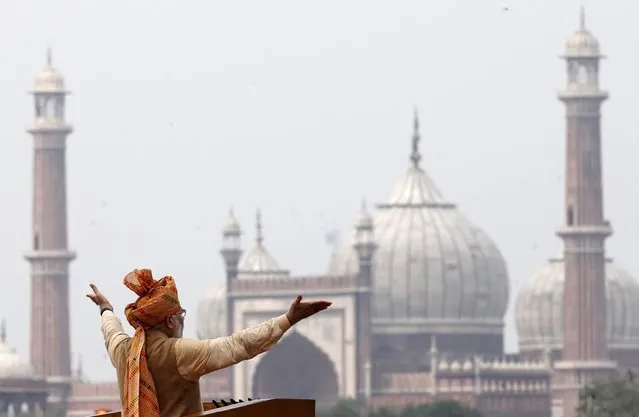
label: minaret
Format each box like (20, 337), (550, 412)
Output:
(24, 50), (76, 414)
(554, 9), (617, 417)
(353, 199), (375, 417)
(220, 208), (242, 396)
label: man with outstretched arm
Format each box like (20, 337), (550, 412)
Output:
(86, 268), (331, 417)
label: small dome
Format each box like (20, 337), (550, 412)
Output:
(515, 251), (639, 351)
(354, 202), (373, 231)
(240, 246), (282, 275)
(33, 50), (66, 93)
(196, 283), (227, 340)
(238, 209), (290, 280)
(565, 30), (600, 58)
(329, 114), (509, 334)
(564, 8), (600, 58)
(0, 323), (35, 379)
(222, 210), (241, 236)
(220, 209), (242, 267)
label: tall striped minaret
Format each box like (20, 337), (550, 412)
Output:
(553, 9), (617, 417)
(24, 50), (76, 415)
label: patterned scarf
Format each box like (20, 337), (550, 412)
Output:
(123, 269), (182, 417)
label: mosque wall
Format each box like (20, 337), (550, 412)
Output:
(369, 366), (552, 417)
(520, 347), (639, 373)
(372, 332), (503, 386)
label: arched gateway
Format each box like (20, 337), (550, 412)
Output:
(252, 332), (339, 407)
(206, 209), (366, 405)
(225, 282), (359, 403)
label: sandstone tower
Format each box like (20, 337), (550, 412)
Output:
(554, 9), (617, 417)
(24, 50), (76, 415)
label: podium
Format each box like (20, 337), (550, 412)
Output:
(87, 398), (315, 417)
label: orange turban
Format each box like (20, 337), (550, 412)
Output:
(122, 269), (182, 417)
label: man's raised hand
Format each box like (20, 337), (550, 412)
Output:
(86, 284), (113, 311)
(286, 295), (332, 325)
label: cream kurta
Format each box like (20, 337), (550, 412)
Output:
(100, 310), (291, 417)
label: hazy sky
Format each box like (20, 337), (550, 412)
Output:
(1, 0), (637, 382)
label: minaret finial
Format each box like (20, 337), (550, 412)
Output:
(410, 108), (422, 168)
(229, 206), (235, 217)
(46, 47), (52, 67)
(0, 319), (6, 343)
(255, 208), (263, 245)
(579, 4), (586, 30)
(77, 353), (84, 379)
(361, 198), (367, 213)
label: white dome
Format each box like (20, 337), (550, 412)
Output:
(515, 252), (639, 351)
(222, 211), (241, 236)
(328, 115), (510, 335)
(240, 246), (284, 277)
(35, 67), (65, 91)
(564, 8), (600, 58)
(565, 30), (600, 58)
(196, 283), (227, 340)
(237, 209), (290, 280)
(354, 202), (374, 230)
(33, 50), (66, 93)
(0, 330), (35, 379)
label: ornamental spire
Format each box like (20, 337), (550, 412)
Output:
(255, 208), (264, 246)
(410, 108), (422, 168)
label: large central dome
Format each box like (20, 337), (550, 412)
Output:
(328, 114), (510, 335)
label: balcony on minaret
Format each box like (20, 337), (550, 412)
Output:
(559, 59), (608, 100)
(556, 224), (613, 243)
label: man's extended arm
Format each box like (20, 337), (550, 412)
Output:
(101, 310), (131, 367)
(175, 315), (291, 381)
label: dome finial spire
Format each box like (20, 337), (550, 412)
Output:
(255, 208), (264, 246)
(46, 46), (52, 67)
(0, 319), (6, 343)
(579, 4), (586, 30)
(410, 108), (422, 168)
(76, 353), (84, 379)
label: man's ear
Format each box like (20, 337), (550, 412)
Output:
(165, 316), (175, 330)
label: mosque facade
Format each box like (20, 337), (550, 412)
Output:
(0, 9), (635, 417)
(195, 10), (639, 417)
